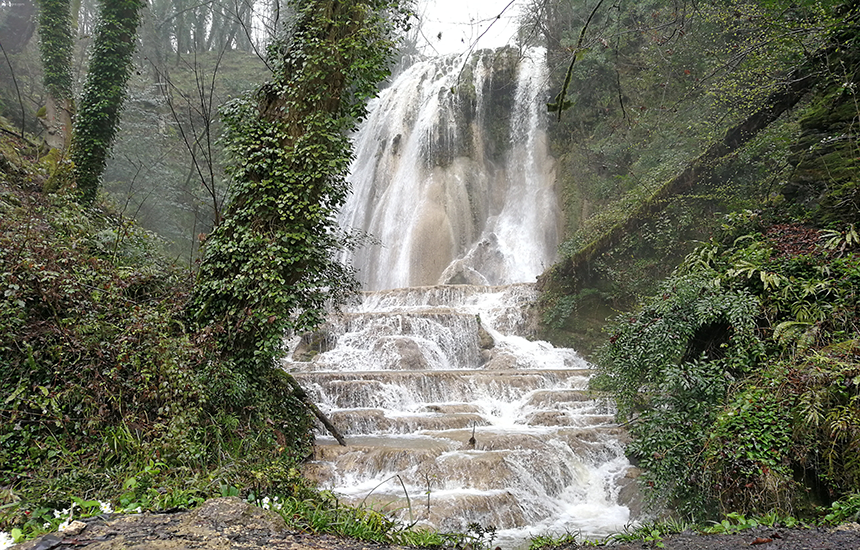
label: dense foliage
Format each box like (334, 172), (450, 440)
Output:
(4, 0), (860, 542)
(533, 0), (860, 523)
(0, 0), (413, 542)
(0, 130), (316, 536)
(536, 0), (859, 353)
(595, 218), (860, 519)
(189, 0), (412, 382)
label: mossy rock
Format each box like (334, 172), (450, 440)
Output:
(784, 86), (860, 224)
(292, 327), (336, 362)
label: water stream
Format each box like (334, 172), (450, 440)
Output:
(338, 46), (560, 290)
(282, 47), (638, 547)
(284, 285), (636, 546)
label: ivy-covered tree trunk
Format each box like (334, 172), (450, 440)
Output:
(70, 0), (144, 204)
(189, 0), (410, 374)
(36, 0), (75, 151)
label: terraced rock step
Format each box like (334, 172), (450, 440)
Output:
(284, 283), (637, 541)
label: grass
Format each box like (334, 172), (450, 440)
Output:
(528, 510), (826, 550)
(261, 491), (495, 548)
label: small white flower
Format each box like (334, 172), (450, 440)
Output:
(43, 522), (51, 529)
(57, 518), (72, 532)
(98, 501), (113, 514)
(0, 532), (15, 550)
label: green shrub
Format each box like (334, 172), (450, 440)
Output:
(595, 220), (860, 519)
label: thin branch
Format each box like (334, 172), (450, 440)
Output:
(229, 0), (272, 71)
(454, 0), (518, 84)
(548, 0), (605, 121)
(0, 39), (26, 138)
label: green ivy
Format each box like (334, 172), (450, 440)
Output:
(595, 269), (762, 419)
(36, 0), (74, 101)
(71, 0), (144, 203)
(189, 0), (412, 387)
(704, 369), (796, 515)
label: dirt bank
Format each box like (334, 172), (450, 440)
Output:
(12, 498), (403, 550)
(11, 498), (860, 550)
(583, 523), (860, 550)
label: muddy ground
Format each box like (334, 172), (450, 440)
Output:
(12, 498), (860, 550)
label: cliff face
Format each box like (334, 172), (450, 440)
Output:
(534, 3), (860, 355)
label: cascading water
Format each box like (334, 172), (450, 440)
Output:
(283, 47), (639, 548)
(338, 46), (560, 290)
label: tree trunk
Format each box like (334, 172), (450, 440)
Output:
(36, 0), (75, 151)
(71, 0), (144, 203)
(39, 95), (73, 150)
(189, 0), (407, 369)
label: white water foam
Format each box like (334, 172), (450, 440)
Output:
(289, 45), (636, 549)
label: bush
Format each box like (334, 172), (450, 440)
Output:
(0, 183), (312, 532)
(594, 220), (860, 519)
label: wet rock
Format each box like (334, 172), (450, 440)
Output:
(373, 336), (431, 370)
(481, 350), (518, 370)
(292, 327), (336, 362)
(616, 467), (644, 519)
(525, 411), (571, 426)
(476, 317), (494, 350)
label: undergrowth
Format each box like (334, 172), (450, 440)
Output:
(529, 506), (860, 549)
(0, 135), (313, 538)
(258, 490), (495, 548)
(593, 214), (860, 520)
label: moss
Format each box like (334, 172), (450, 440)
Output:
(0, 117), (43, 189)
(783, 85), (860, 224)
(39, 147), (73, 193)
(480, 47), (518, 163)
(537, 288), (616, 358)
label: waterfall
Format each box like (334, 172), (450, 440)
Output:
(284, 47), (638, 548)
(339, 47), (560, 290)
(285, 285), (637, 547)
